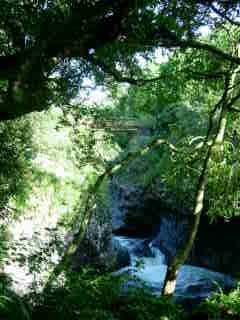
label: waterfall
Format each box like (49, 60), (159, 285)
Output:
(113, 235), (236, 302)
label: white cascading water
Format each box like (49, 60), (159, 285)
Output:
(114, 235), (235, 301)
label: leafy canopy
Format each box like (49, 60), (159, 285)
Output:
(0, 1), (240, 120)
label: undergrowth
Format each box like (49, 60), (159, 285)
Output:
(1, 267), (240, 320)
(0, 268), (185, 320)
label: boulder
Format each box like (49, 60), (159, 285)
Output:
(115, 264), (236, 304)
(111, 178), (240, 276)
(112, 237), (131, 269)
(71, 205), (114, 271)
(152, 213), (240, 276)
(110, 180), (162, 237)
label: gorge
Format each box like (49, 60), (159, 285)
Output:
(110, 179), (237, 303)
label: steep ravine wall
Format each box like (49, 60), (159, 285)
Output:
(72, 203), (130, 271)
(153, 213), (240, 276)
(111, 179), (240, 276)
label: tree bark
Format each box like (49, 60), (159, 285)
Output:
(161, 66), (240, 296)
(1, 3), (240, 120)
(43, 137), (177, 291)
(162, 146), (211, 296)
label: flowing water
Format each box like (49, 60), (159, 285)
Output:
(114, 235), (235, 302)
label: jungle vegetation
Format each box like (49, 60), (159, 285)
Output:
(1, 1), (240, 319)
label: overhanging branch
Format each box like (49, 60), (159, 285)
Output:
(227, 91), (240, 112)
(87, 55), (170, 85)
(180, 39), (240, 64)
(43, 136), (177, 290)
(152, 25), (240, 65)
(210, 4), (240, 27)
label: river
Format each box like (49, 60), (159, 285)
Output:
(113, 235), (235, 303)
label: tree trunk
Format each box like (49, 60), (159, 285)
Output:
(43, 137), (177, 291)
(162, 76), (234, 297)
(162, 51), (240, 295)
(161, 146), (211, 296)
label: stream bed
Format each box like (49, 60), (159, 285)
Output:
(113, 235), (236, 303)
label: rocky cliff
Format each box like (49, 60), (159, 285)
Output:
(111, 179), (240, 276)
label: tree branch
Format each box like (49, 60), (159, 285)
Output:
(162, 67), (233, 296)
(204, 73), (231, 144)
(43, 136), (177, 290)
(228, 106), (240, 112)
(227, 91), (240, 112)
(180, 39), (240, 64)
(152, 25), (240, 64)
(210, 4), (240, 27)
(86, 55), (170, 85)
(186, 70), (227, 80)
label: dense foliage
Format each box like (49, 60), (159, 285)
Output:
(1, 1), (240, 319)
(0, 1), (239, 119)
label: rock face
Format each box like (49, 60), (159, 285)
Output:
(153, 212), (240, 276)
(72, 204), (130, 271)
(114, 235), (235, 306)
(73, 177), (240, 275)
(112, 237), (131, 268)
(151, 213), (189, 260)
(111, 179), (240, 276)
(189, 215), (240, 276)
(72, 212), (111, 270)
(110, 180), (162, 237)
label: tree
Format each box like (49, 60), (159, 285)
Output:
(162, 41), (240, 296)
(0, 1), (240, 120)
(2, 0), (240, 299)
(43, 27), (240, 296)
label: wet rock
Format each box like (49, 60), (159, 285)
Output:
(151, 214), (189, 261)
(153, 213), (240, 276)
(110, 177), (240, 276)
(72, 206), (114, 271)
(116, 264), (236, 303)
(110, 179), (162, 237)
(112, 237), (131, 269)
(133, 239), (154, 257)
(189, 216), (240, 276)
